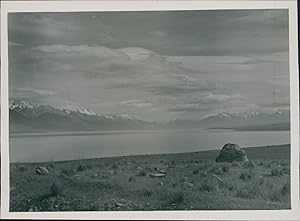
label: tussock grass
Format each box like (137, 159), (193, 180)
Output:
(10, 144), (291, 211)
(50, 180), (63, 197)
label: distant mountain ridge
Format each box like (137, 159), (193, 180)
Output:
(9, 100), (290, 133)
(9, 100), (155, 133)
(168, 111), (290, 131)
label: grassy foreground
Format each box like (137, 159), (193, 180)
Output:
(10, 144), (291, 211)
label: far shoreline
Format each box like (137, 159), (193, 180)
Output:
(9, 127), (290, 137)
(10, 144), (291, 165)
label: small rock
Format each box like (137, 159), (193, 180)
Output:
(149, 173), (167, 178)
(159, 182), (164, 186)
(201, 172), (207, 177)
(155, 167), (167, 174)
(137, 167), (143, 170)
(115, 202), (123, 208)
(74, 175), (80, 180)
(35, 166), (49, 175)
(28, 207), (34, 212)
(212, 174), (223, 183)
(183, 181), (194, 188)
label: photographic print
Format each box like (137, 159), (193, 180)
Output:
(4, 2), (297, 215)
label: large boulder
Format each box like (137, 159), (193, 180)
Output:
(216, 143), (248, 163)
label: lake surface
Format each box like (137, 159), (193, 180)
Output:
(10, 129), (290, 163)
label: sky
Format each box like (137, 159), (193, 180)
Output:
(8, 10), (290, 121)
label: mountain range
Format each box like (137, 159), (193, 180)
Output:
(9, 100), (290, 133)
(167, 111), (290, 131)
(9, 100), (156, 133)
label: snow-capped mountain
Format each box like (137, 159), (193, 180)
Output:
(200, 110), (289, 130)
(102, 113), (137, 120)
(63, 108), (97, 116)
(9, 100), (154, 133)
(202, 111), (288, 121)
(9, 99), (290, 133)
(9, 100), (39, 111)
(167, 110), (290, 131)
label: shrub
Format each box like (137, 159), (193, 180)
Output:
(244, 161), (255, 169)
(281, 167), (290, 175)
(198, 183), (214, 192)
(222, 165), (230, 173)
(50, 180), (63, 196)
(236, 189), (249, 198)
(77, 164), (87, 172)
(128, 176), (135, 182)
(239, 169), (254, 181)
(197, 176), (220, 192)
(226, 183), (235, 192)
(210, 166), (223, 175)
(112, 163), (118, 170)
(137, 170), (147, 176)
(264, 162), (271, 168)
(48, 163), (55, 169)
(281, 183), (290, 196)
(271, 166), (283, 176)
(269, 188), (282, 201)
(193, 169), (199, 175)
(198, 162), (212, 170)
(258, 162), (264, 167)
(231, 162), (239, 167)
(168, 191), (184, 204)
(265, 179), (274, 189)
(236, 182), (260, 199)
(61, 168), (74, 176)
(96, 163), (103, 168)
(18, 165), (28, 172)
(143, 189), (153, 197)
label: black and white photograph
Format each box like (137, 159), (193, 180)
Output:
(1, 0), (299, 219)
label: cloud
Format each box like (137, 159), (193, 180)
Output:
(151, 84), (218, 96)
(9, 10), (288, 56)
(259, 101), (290, 109)
(168, 93), (246, 114)
(202, 93), (244, 104)
(8, 41), (24, 47)
(8, 10), (290, 121)
(10, 13), (80, 38)
(268, 74), (289, 86)
(121, 100), (153, 108)
(16, 87), (56, 96)
(169, 104), (211, 112)
(32, 44), (125, 58)
(230, 10), (288, 26)
(151, 30), (167, 37)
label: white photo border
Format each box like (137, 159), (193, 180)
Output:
(1, 1), (299, 220)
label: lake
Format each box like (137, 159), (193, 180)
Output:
(9, 129), (290, 163)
